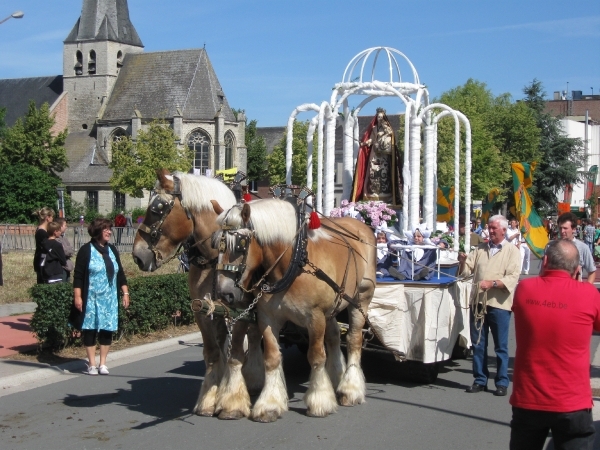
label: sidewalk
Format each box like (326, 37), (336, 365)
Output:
(0, 302), (37, 358)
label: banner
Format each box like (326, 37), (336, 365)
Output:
(511, 162), (549, 258)
(481, 188), (500, 226)
(436, 186), (455, 224)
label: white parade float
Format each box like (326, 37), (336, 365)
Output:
(281, 47), (474, 381)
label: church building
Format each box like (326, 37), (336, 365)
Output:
(0, 0), (246, 214)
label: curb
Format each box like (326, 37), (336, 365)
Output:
(0, 331), (203, 396)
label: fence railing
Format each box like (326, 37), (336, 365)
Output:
(0, 225), (139, 254)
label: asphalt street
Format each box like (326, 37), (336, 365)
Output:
(1, 254), (600, 449)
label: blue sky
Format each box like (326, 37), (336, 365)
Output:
(0, 0), (598, 126)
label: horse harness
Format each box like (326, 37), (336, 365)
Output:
(215, 193), (361, 318)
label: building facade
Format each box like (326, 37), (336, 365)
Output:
(0, 0), (246, 214)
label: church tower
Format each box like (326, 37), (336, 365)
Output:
(63, 0), (144, 132)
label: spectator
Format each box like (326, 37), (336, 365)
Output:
(480, 223), (490, 242)
(510, 239), (600, 449)
(125, 212), (133, 236)
(474, 219), (483, 235)
(41, 222), (67, 284)
(557, 212), (596, 283)
(55, 218), (75, 281)
(114, 211), (126, 245)
(33, 207), (55, 284)
(459, 215), (521, 397)
(459, 220), (484, 248)
(69, 218), (129, 376)
(584, 219), (595, 255)
(507, 218), (530, 275)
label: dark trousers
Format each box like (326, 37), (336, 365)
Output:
(510, 407), (595, 450)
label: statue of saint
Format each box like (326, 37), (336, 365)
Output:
(351, 108), (402, 206)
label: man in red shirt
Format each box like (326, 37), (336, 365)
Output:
(510, 239), (600, 449)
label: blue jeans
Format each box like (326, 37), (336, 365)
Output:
(470, 305), (511, 388)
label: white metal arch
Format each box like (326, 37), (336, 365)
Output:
(284, 47), (471, 243)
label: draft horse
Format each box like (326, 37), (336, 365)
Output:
(212, 197), (377, 422)
(132, 169), (263, 419)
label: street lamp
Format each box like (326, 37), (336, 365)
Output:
(56, 186), (65, 219)
(0, 11), (24, 25)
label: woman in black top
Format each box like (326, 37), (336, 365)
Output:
(33, 207), (55, 284)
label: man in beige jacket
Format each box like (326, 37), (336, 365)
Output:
(458, 215), (521, 397)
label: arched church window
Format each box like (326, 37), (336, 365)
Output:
(75, 51), (83, 76)
(117, 50), (123, 69)
(111, 128), (126, 143)
(108, 128), (127, 162)
(88, 50), (96, 74)
(225, 132), (235, 169)
(188, 130), (211, 175)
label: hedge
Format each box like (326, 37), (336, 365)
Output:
(30, 273), (194, 349)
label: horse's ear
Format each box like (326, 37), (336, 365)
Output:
(241, 203), (251, 225)
(210, 200), (224, 215)
(156, 169), (174, 189)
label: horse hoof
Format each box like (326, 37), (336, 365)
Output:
(193, 407), (215, 417)
(252, 410), (280, 423)
(306, 408), (330, 418)
(218, 410), (245, 420)
(337, 393), (364, 407)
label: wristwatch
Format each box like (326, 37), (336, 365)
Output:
(492, 280), (497, 288)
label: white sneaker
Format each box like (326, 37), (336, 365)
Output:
(87, 365), (98, 375)
(98, 365), (109, 375)
(523, 270), (528, 275)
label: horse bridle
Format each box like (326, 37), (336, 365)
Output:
(214, 206), (254, 294)
(137, 176), (191, 264)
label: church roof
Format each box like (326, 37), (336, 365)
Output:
(100, 48), (236, 122)
(0, 76), (63, 126)
(64, 0), (143, 47)
(60, 130), (113, 185)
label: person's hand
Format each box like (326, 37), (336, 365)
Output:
(122, 292), (130, 309)
(479, 280), (494, 291)
(74, 297), (83, 312)
(458, 252), (467, 263)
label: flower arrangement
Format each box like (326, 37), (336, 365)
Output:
(330, 200), (398, 229)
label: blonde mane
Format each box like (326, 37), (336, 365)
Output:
(216, 199), (297, 246)
(154, 172), (236, 212)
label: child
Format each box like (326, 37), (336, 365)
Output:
(41, 222), (68, 284)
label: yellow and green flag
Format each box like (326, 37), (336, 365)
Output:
(511, 162), (548, 258)
(481, 188), (500, 226)
(437, 186), (455, 224)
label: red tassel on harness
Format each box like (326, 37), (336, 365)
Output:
(243, 193), (252, 202)
(309, 211), (321, 229)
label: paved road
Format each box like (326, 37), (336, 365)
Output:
(2, 254), (600, 449)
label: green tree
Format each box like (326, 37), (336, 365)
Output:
(436, 79), (506, 201)
(522, 79), (585, 214)
(109, 120), (192, 198)
(267, 120), (317, 188)
(0, 101), (68, 175)
(245, 118), (267, 183)
(436, 79), (540, 206)
(0, 163), (61, 223)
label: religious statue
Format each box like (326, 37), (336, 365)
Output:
(350, 108), (403, 206)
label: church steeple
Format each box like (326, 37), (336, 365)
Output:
(64, 0), (143, 47)
(62, 0), (144, 131)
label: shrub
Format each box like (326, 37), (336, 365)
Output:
(30, 273), (194, 349)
